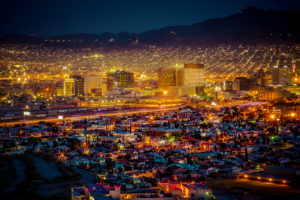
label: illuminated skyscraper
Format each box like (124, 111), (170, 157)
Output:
(63, 78), (75, 97)
(295, 62), (300, 76)
(84, 74), (107, 96)
(177, 64), (204, 87)
(177, 64), (205, 96)
(233, 77), (251, 91)
(55, 82), (64, 97)
(70, 75), (85, 97)
(107, 70), (134, 89)
(158, 67), (176, 88)
(272, 65), (291, 85)
(292, 62), (300, 84)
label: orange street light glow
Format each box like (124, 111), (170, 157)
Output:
(270, 114), (275, 119)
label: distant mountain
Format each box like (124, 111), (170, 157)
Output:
(140, 7), (300, 46)
(1, 7), (299, 47)
(0, 33), (44, 44)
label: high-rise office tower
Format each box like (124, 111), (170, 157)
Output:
(177, 64), (205, 96)
(84, 74), (107, 96)
(253, 68), (272, 87)
(223, 81), (233, 91)
(233, 77), (251, 91)
(295, 62), (300, 76)
(63, 78), (75, 97)
(107, 70), (134, 89)
(177, 64), (205, 87)
(107, 73), (114, 91)
(158, 67), (177, 88)
(55, 82), (64, 97)
(70, 75), (84, 97)
(272, 65), (291, 85)
(116, 71), (134, 87)
(157, 67), (178, 96)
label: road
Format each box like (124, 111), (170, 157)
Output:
(0, 106), (182, 127)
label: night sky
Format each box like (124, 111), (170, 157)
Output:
(0, 0), (299, 36)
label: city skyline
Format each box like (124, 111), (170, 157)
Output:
(0, 1), (300, 200)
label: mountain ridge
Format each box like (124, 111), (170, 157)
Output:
(1, 7), (299, 47)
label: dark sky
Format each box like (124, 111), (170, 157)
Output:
(0, 0), (299, 36)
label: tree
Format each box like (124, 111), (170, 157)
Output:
(244, 146), (248, 162)
(69, 139), (80, 151)
(105, 158), (116, 171)
(187, 154), (193, 165)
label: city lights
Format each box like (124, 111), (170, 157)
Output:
(211, 102), (217, 106)
(0, 2), (299, 200)
(23, 111), (31, 116)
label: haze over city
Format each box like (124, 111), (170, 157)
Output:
(0, 1), (300, 200)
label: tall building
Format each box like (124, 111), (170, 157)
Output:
(63, 78), (75, 97)
(233, 77), (251, 91)
(223, 81), (233, 91)
(158, 67), (176, 88)
(177, 64), (205, 96)
(157, 67), (178, 96)
(295, 61), (300, 76)
(116, 71), (134, 87)
(272, 65), (291, 85)
(55, 82), (64, 96)
(177, 64), (204, 87)
(252, 68), (272, 87)
(292, 62), (300, 84)
(107, 70), (134, 90)
(107, 73), (114, 91)
(84, 74), (107, 96)
(70, 75), (84, 97)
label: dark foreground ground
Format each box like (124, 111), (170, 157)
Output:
(0, 154), (87, 200)
(205, 179), (300, 200)
(1, 154), (300, 200)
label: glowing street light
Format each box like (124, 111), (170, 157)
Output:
(290, 112), (296, 117)
(211, 102), (217, 106)
(214, 86), (221, 92)
(270, 114), (275, 120)
(58, 115), (64, 120)
(23, 111), (31, 121)
(163, 91), (168, 95)
(23, 111), (31, 116)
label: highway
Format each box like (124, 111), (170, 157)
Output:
(0, 106), (182, 127)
